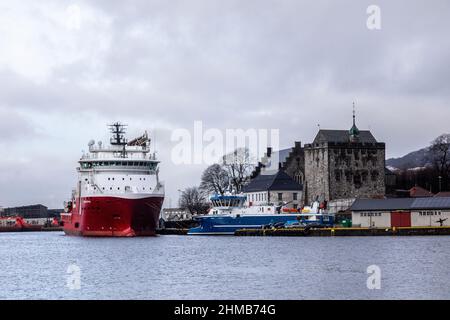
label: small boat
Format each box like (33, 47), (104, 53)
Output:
(187, 195), (334, 235)
(0, 216), (43, 232)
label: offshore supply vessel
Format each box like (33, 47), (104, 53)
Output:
(61, 123), (164, 237)
(187, 195), (334, 235)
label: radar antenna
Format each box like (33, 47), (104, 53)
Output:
(108, 122), (128, 146)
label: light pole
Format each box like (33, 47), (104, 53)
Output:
(177, 189), (183, 208)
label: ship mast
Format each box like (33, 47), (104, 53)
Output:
(108, 122), (128, 157)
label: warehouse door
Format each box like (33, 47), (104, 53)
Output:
(391, 212), (411, 227)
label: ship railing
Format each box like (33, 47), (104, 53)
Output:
(81, 152), (157, 160)
(88, 145), (151, 153)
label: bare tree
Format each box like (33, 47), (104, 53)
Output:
(222, 148), (255, 193)
(429, 133), (450, 190)
(200, 164), (230, 195)
(179, 187), (210, 215)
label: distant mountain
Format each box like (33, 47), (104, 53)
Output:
(386, 147), (431, 171)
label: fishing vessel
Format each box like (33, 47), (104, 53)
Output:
(61, 123), (164, 237)
(187, 195), (334, 235)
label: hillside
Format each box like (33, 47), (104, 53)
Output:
(386, 147), (431, 170)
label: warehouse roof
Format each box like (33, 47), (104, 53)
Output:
(351, 197), (450, 211)
(350, 198), (415, 211)
(411, 197), (450, 210)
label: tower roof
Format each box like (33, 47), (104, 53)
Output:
(312, 130), (377, 144)
(349, 103), (360, 137)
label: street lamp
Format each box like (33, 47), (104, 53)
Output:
(177, 189), (183, 208)
(438, 176), (442, 192)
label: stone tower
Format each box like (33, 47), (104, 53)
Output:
(304, 109), (386, 204)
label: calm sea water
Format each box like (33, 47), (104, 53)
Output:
(0, 232), (449, 300)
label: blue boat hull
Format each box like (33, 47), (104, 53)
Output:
(187, 214), (334, 235)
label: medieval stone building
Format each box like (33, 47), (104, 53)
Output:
(249, 112), (387, 208)
(251, 141), (305, 184)
(303, 115), (386, 205)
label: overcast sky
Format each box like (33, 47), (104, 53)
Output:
(0, 0), (449, 208)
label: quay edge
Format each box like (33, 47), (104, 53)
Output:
(234, 226), (450, 237)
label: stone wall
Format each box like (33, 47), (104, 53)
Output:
(282, 142), (305, 185)
(304, 143), (330, 204)
(328, 143), (386, 200)
(305, 142), (386, 205)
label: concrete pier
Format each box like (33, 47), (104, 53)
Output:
(234, 226), (450, 237)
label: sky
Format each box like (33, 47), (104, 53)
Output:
(0, 0), (449, 208)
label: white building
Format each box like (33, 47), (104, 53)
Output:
(242, 170), (303, 209)
(350, 197), (450, 228)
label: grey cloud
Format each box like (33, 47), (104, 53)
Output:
(0, 0), (449, 206)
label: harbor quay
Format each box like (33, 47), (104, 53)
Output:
(234, 226), (450, 237)
(2, 115), (450, 236)
(161, 114), (450, 236)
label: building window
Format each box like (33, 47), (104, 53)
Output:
(371, 170), (379, 181)
(362, 171), (368, 182)
(345, 171), (352, 182)
(293, 193), (298, 200)
(278, 193), (283, 201)
(354, 174), (361, 187)
(335, 170), (341, 182)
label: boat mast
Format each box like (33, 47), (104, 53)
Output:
(108, 122), (128, 157)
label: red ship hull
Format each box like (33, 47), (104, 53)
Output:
(61, 195), (164, 237)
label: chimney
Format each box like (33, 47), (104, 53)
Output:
(295, 141), (301, 149)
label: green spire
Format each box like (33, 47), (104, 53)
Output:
(349, 102), (360, 138)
